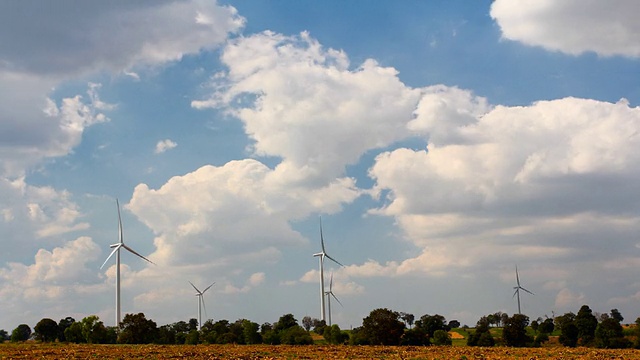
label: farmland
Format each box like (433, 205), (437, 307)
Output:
(2, 343), (640, 359)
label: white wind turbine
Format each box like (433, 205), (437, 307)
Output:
(513, 265), (534, 314)
(324, 272), (343, 326)
(100, 199), (155, 328)
(313, 217), (343, 323)
(189, 281), (215, 330)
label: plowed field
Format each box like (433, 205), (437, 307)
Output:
(2, 343), (640, 359)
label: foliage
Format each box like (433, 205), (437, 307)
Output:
(533, 332), (549, 347)
(595, 314), (629, 349)
(64, 322), (85, 343)
(502, 314), (531, 347)
(539, 318), (554, 334)
(10, 324), (31, 342)
(361, 308), (406, 345)
(467, 317), (494, 347)
(57, 317), (75, 342)
(0, 329), (9, 341)
(448, 320), (461, 329)
(348, 326), (370, 345)
(242, 319), (262, 344)
(432, 329), (452, 345)
(280, 325), (313, 345)
(400, 327), (429, 346)
(118, 313), (158, 344)
(575, 305), (598, 346)
(80, 315), (108, 344)
(323, 324), (349, 344)
(34, 318), (58, 342)
(185, 330), (200, 345)
(415, 314), (449, 338)
(399, 312), (415, 329)
(301, 316), (313, 331)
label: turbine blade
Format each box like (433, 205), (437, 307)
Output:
(515, 265), (520, 286)
(521, 287), (534, 295)
(189, 281), (202, 294)
(116, 198), (124, 244)
(331, 292), (343, 307)
(203, 282), (215, 294)
(319, 216), (326, 253)
(329, 272), (334, 291)
(201, 295), (208, 321)
(122, 244), (155, 265)
(325, 253), (344, 267)
(100, 245), (121, 269)
(513, 288), (519, 298)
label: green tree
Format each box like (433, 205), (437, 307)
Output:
(432, 329), (452, 345)
(415, 314), (448, 339)
(467, 316), (494, 347)
(399, 312), (415, 329)
(595, 317), (629, 348)
(34, 318), (59, 342)
(361, 308), (405, 345)
(348, 326), (369, 345)
(400, 327), (429, 345)
(64, 322), (85, 343)
(323, 324), (348, 344)
(575, 305), (598, 346)
(57, 317), (75, 342)
(274, 314), (298, 332)
(10, 324), (31, 342)
(156, 325), (176, 344)
(559, 322), (579, 347)
(0, 329), (9, 341)
(301, 316), (313, 331)
(502, 314), (531, 347)
(448, 320), (461, 329)
(80, 315), (107, 344)
(118, 313), (158, 344)
(242, 319), (262, 344)
(185, 330), (200, 344)
(539, 318), (555, 334)
(610, 309), (624, 324)
(280, 325), (313, 344)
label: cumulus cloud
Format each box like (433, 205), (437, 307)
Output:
(491, 0), (640, 57)
(155, 139), (178, 154)
(193, 31), (422, 184)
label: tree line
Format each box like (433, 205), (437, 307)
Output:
(2, 304), (640, 348)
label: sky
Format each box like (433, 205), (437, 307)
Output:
(2, 0), (640, 331)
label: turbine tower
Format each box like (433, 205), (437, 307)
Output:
(100, 199), (155, 328)
(313, 216), (343, 323)
(324, 272), (343, 326)
(189, 281), (215, 330)
(513, 265), (533, 314)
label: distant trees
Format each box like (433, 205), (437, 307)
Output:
(415, 314), (448, 339)
(34, 318), (58, 342)
(0, 329), (9, 341)
(10, 324), (31, 342)
(361, 308), (406, 345)
(575, 305), (598, 346)
(502, 314), (531, 347)
(466, 316), (494, 347)
(594, 309), (630, 348)
(118, 313), (158, 344)
(57, 317), (75, 342)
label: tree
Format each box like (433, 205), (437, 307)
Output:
(188, 318), (198, 332)
(80, 315), (107, 344)
(57, 317), (75, 342)
(324, 324), (348, 344)
(502, 314), (531, 347)
(575, 305), (598, 346)
(11, 324), (31, 342)
(610, 309), (624, 324)
(559, 321), (579, 347)
(448, 320), (461, 329)
(301, 316), (313, 331)
(415, 314), (448, 339)
(242, 319), (262, 344)
(595, 315), (629, 348)
(467, 317), (494, 347)
(0, 329), (9, 341)
(280, 325), (313, 345)
(432, 329), (452, 345)
(64, 322), (85, 343)
(539, 318), (555, 334)
(34, 318), (59, 342)
(274, 314), (298, 332)
(400, 327), (429, 346)
(530, 320), (539, 334)
(400, 312), (415, 329)
(361, 308), (405, 345)
(118, 313), (158, 344)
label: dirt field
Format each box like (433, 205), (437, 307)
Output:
(2, 343), (640, 359)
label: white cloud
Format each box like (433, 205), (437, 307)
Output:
(555, 288), (586, 309)
(491, 0), (640, 57)
(193, 31), (422, 184)
(155, 139), (178, 154)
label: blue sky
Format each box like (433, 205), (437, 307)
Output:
(2, 0), (640, 331)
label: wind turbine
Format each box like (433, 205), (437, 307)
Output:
(313, 216), (343, 323)
(513, 265), (533, 314)
(189, 281), (215, 330)
(324, 272), (343, 326)
(100, 199), (155, 328)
